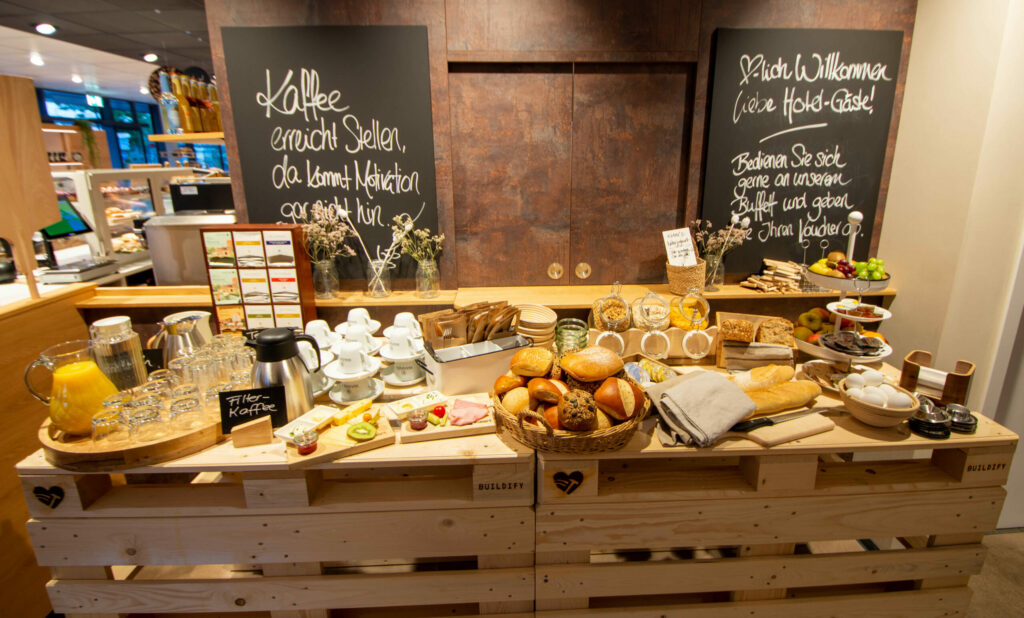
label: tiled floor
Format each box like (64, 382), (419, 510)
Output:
(968, 530), (1024, 617)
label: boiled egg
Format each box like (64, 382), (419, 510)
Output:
(887, 392), (914, 409)
(879, 384), (898, 398)
(845, 386), (865, 401)
(862, 370), (884, 387)
(857, 390), (887, 407)
(845, 373), (866, 389)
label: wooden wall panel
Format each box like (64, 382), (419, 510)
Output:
(205, 0), (458, 288)
(684, 0), (918, 258)
(570, 65), (692, 284)
(450, 67), (573, 286)
(446, 0), (701, 58)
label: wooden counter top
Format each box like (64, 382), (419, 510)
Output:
(74, 282), (897, 310)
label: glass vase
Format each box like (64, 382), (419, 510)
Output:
(312, 259), (339, 299)
(415, 259), (440, 298)
(704, 257), (725, 292)
(366, 259), (392, 298)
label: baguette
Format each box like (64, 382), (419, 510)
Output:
(729, 364), (795, 392)
(744, 380), (821, 418)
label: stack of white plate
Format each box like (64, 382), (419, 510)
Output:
(515, 304), (557, 348)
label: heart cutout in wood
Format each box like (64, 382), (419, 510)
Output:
(33, 485), (64, 509)
(553, 470), (584, 495)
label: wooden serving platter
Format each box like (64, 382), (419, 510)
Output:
(398, 394), (496, 444)
(285, 415), (394, 468)
(38, 419), (224, 472)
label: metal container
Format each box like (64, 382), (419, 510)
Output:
(247, 328), (321, 423)
(144, 211), (235, 285)
(89, 316), (147, 390)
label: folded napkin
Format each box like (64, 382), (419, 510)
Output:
(645, 371), (755, 447)
(722, 341), (794, 360)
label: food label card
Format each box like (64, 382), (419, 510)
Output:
(233, 231), (266, 268)
(244, 305), (275, 329)
(269, 268), (300, 304)
(239, 269), (271, 304)
(263, 230), (296, 267)
(663, 228), (698, 267)
(273, 304), (304, 329)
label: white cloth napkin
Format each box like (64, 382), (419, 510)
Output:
(646, 371), (755, 447)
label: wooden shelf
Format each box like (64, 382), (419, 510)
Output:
(148, 132), (225, 145)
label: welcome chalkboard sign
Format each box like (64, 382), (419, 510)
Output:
(221, 26), (437, 279)
(701, 28), (903, 275)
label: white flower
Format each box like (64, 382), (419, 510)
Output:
(741, 217), (751, 229)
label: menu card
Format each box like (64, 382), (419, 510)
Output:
(200, 224), (315, 332)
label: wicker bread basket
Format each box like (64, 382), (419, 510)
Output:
(667, 258), (706, 295)
(492, 376), (651, 454)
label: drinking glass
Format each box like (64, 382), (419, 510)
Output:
(172, 384), (200, 401)
(204, 382), (231, 421)
(91, 411), (129, 445)
(140, 379), (172, 404)
(555, 318), (589, 354)
(148, 368), (179, 386)
(168, 397), (204, 430)
(125, 406), (167, 442)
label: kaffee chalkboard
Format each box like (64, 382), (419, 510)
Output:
(221, 26), (437, 278)
(701, 28), (903, 274)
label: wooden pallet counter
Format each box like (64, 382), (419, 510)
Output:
(18, 431), (536, 617)
(534, 394), (1017, 615)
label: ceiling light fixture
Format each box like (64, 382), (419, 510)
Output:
(139, 86), (149, 95)
(29, 52), (44, 66)
(143, 52), (159, 63)
(35, 23), (57, 36)
(71, 74), (83, 84)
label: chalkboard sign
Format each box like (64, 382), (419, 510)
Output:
(219, 385), (288, 432)
(221, 26), (438, 279)
(701, 28), (903, 274)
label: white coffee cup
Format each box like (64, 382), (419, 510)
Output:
(344, 323), (373, 352)
(304, 319), (332, 348)
(394, 312), (421, 337)
(298, 341), (333, 389)
(390, 358), (423, 382)
(388, 326), (412, 356)
(347, 308), (372, 328)
(337, 341), (370, 374)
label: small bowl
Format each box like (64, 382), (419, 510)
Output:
(838, 378), (920, 427)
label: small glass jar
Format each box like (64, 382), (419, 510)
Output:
(168, 397), (204, 431)
(555, 318), (589, 355)
(293, 428), (319, 455)
(91, 410), (129, 445)
(408, 408), (429, 431)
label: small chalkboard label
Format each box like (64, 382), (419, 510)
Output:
(142, 348), (164, 371)
(219, 386), (288, 432)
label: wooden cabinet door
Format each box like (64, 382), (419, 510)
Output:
(450, 67), (573, 286)
(570, 64), (691, 284)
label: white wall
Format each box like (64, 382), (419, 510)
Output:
(881, 0), (1023, 412)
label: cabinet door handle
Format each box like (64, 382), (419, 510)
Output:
(547, 262), (564, 280)
(575, 262), (592, 280)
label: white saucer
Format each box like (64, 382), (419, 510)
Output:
(383, 325), (424, 340)
(313, 377), (335, 398)
(309, 332), (342, 351)
(335, 320), (382, 337)
(330, 378), (385, 404)
(381, 364), (425, 387)
(331, 336), (385, 358)
(379, 344), (425, 362)
(322, 356), (382, 381)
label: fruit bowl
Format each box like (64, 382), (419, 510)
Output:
(804, 267), (891, 293)
(838, 377), (919, 427)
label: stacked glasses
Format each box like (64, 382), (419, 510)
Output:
(90, 333), (256, 446)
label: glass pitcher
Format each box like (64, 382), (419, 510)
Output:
(25, 340), (118, 436)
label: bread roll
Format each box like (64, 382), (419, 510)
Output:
(594, 377), (645, 421)
(510, 347), (554, 377)
(744, 380), (822, 417)
(501, 387), (531, 414)
(494, 374), (526, 396)
(756, 318), (794, 346)
(543, 405), (562, 430)
(560, 346), (624, 382)
(557, 390), (599, 431)
(528, 378), (568, 403)
(595, 409), (614, 430)
(729, 364), (795, 392)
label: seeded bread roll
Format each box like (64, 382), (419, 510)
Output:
(757, 318), (795, 346)
(557, 390), (599, 432)
(721, 319), (756, 343)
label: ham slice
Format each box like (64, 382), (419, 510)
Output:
(449, 398), (489, 426)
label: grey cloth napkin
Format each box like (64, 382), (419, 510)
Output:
(645, 371), (755, 447)
(722, 341), (794, 360)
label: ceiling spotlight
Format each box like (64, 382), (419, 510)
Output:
(35, 23), (57, 36)
(143, 52), (159, 63)
(29, 52), (44, 66)
(139, 86), (149, 95)
(71, 74), (83, 84)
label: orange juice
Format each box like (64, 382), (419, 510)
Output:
(49, 360), (118, 435)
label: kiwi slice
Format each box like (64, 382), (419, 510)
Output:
(346, 421), (377, 442)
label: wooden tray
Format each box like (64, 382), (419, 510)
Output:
(715, 311), (797, 369)
(398, 394), (496, 444)
(285, 415), (395, 468)
(38, 419), (224, 472)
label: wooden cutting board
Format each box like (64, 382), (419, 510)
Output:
(0, 75), (62, 297)
(285, 415), (395, 468)
(397, 393), (496, 444)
